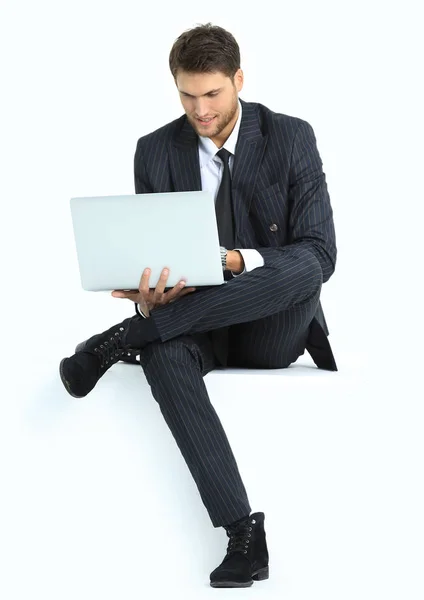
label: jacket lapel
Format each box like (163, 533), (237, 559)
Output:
(169, 117), (202, 191)
(168, 101), (268, 247)
(232, 99), (268, 245)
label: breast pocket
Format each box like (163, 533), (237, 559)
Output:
(249, 182), (288, 246)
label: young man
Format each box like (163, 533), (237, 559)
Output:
(60, 23), (337, 588)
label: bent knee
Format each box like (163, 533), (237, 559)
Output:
(269, 248), (322, 283)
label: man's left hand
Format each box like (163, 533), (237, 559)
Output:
(111, 267), (196, 316)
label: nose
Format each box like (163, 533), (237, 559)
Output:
(194, 98), (210, 118)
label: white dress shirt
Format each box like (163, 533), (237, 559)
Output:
(198, 99), (264, 276)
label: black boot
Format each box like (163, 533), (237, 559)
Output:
(210, 512), (269, 588)
(75, 335), (140, 364)
(59, 316), (142, 398)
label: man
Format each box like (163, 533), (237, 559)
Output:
(59, 23), (337, 588)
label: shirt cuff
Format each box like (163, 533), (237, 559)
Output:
(231, 249), (265, 277)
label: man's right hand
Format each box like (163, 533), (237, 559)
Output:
(111, 267), (196, 317)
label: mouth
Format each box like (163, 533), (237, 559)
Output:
(196, 116), (216, 127)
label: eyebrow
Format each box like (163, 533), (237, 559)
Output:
(179, 88), (222, 98)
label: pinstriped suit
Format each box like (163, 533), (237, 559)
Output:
(133, 99), (337, 527)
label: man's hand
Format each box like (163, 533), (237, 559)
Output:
(111, 268), (196, 317)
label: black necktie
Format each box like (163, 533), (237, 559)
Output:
(215, 148), (235, 249)
(210, 148), (235, 366)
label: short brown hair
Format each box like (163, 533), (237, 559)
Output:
(169, 23), (240, 80)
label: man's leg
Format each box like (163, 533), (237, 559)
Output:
(227, 290), (320, 369)
(59, 248), (322, 397)
(139, 331), (251, 528)
(131, 248), (322, 348)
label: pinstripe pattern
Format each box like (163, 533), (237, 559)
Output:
(150, 247), (322, 342)
(132, 99), (337, 526)
(139, 333), (252, 527)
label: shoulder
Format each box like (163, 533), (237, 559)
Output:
(241, 99), (313, 137)
(135, 114), (186, 152)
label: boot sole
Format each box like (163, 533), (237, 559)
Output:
(210, 580), (253, 588)
(210, 565), (269, 587)
(59, 358), (84, 399)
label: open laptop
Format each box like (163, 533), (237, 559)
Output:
(69, 191), (225, 291)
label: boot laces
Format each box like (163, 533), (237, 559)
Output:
(94, 328), (126, 368)
(225, 521), (253, 556)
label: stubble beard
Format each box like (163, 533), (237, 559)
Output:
(190, 94), (238, 139)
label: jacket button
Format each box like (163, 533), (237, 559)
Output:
(269, 223), (278, 232)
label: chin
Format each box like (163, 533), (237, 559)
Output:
(199, 129), (220, 139)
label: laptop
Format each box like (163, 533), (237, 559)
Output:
(69, 191), (225, 291)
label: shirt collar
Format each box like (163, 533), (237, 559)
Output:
(198, 99), (242, 169)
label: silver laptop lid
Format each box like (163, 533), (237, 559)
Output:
(70, 191), (224, 291)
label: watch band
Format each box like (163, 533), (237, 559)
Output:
(134, 302), (148, 318)
(220, 246), (227, 270)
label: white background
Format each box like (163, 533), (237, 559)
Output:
(1, 0), (423, 598)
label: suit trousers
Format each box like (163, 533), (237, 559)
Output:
(138, 248), (323, 527)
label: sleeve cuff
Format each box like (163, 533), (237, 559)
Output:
(231, 249), (265, 276)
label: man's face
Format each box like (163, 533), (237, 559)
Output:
(175, 69), (244, 147)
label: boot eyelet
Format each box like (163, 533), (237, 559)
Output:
(249, 527), (252, 531)
(248, 533), (251, 537)
(251, 519), (256, 524)
(244, 550), (247, 554)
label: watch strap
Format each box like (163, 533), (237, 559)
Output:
(220, 246), (227, 270)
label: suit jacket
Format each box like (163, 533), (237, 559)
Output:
(133, 98), (337, 370)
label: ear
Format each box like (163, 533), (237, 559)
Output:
(234, 68), (244, 92)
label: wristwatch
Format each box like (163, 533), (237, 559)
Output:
(220, 246), (227, 271)
(134, 302), (148, 318)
